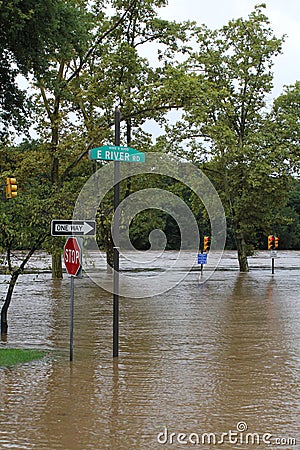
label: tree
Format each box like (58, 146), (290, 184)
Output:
(276, 181), (300, 249)
(157, 4), (290, 271)
(1, 0), (193, 282)
(0, 145), (48, 335)
(0, 137), (92, 334)
(0, 0), (86, 135)
(65, 0), (193, 267)
(269, 81), (300, 176)
(30, 0), (181, 275)
(0, 0), (95, 284)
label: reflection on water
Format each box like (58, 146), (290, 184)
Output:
(0, 252), (299, 449)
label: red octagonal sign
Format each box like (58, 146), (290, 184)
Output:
(64, 237), (82, 276)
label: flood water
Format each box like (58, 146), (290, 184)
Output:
(0, 251), (299, 449)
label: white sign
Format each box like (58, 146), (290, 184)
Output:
(51, 220), (96, 236)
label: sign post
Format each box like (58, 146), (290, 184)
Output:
(70, 276), (75, 362)
(268, 235), (279, 275)
(270, 249), (277, 275)
(113, 108), (120, 358)
(64, 237), (82, 361)
(89, 109), (145, 358)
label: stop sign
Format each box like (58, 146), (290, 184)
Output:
(64, 237), (82, 276)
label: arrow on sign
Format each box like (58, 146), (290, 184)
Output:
(51, 220), (96, 236)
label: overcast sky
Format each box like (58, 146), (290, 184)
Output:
(158, 0), (300, 98)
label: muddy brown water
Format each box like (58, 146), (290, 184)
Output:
(0, 251), (299, 449)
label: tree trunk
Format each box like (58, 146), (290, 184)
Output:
(235, 233), (249, 272)
(106, 245), (114, 273)
(1, 234), (48, 336)
(52, 249), (63, 279)
(50, 115), (63, 279)
(50, 117), (63, 279)
(1, 271), (20, 336)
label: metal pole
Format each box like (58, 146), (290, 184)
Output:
(70, 276), (74, 362)
(113, 107), (120, 358)
(200, 249), (203, 274)
(271, 257), (275, 275)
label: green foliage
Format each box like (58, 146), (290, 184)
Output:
(0, 348), (46, 366)
(0, 0), (90, 133)
(269, 81), (300, 175)
(157, 4), (292, 265)
(0, 140), (92, 262)
(1, 0), (300, 272)
(276, 181), (300, 249)
(128, 209), (166, 249)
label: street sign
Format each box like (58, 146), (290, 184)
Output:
(270, 250), (278, 258)
(198, 253), (208, 264)
(51, 220), (96, 236)
(64, 237), (82, 276)
(89, 145), (145, 163)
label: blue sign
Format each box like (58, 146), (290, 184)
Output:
(198, 253), (208, 264)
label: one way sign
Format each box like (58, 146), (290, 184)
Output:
(51, 220), (96, 236)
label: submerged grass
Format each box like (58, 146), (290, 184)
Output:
(0, 348), (46, 367)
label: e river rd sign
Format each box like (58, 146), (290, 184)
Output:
(89, 145), (145, 163)
(51, 220), (96, 236)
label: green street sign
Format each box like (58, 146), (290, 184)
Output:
(89, 145), (145, 163)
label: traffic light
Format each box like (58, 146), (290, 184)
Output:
(275, 236), (279, 249)
(5, 177), (17, 199)
(268, 235), (275, 251)
(203, 236), (210, 253)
